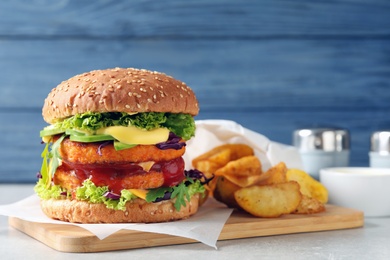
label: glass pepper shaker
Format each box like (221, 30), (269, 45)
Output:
(293, 127), (350, 180)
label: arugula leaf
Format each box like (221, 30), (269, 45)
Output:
(145, 187), (173, 203)
(146, 178), (206, 211)
(40, 135), (65, 188)
(48, 134), (66, 185)
(40, 141), (50, 188)
(171, 181), (192, 211)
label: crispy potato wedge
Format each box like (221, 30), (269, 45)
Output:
(224, 174), (263, 188)
(234, 181), (302, 218)
(192, 144), (254, 167)
(286, 168), (328, 204)
(213, 176), (241, 208)
(215, 156), (262, 177)
(294, 195), (326, 214)
(257, 162), (288, 185)
(193, 160), (221, 176)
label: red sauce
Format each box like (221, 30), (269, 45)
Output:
(61, 157), (185, 194)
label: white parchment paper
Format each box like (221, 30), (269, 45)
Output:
(0, 119), (302, 248)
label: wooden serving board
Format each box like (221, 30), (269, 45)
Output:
(9, 205), (363, 253)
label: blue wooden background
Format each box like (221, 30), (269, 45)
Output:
(0, 0), (389, 182)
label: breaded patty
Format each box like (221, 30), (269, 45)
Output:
(53, 164), (165, 192)
(59, 137), (186, 164)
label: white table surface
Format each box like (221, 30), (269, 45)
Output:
(1, 184), (390, 260)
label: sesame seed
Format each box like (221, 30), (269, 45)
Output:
(128, 92), (132, 96)
(137, 104), (141, 108)
(147, 98), (152, 103)
(125, 105), (130, 109)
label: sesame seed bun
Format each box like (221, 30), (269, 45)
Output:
(40, 194), (200, 223)
(42, 67), (199, 124)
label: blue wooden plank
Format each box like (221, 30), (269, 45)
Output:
(0, 0), (389, 37)
(0, 39), (389, 110)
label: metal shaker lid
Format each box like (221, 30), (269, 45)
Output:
(371, 131), (390, 154)
(293, 127), (350, 152)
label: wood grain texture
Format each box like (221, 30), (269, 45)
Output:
(0, 0), (389, 182)
(1, 39), (389, 110)
(8, 204), (364, 252)
(0, 0), (389, 37)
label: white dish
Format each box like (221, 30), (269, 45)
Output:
(320, 167), (390, 217)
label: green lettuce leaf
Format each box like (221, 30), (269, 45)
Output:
(163, 113), (196, 140)
(34, 178), (68, 200)
(34, 178), (205, 212)
(75, 179), (137, 210)
(45, 112), (195, 140)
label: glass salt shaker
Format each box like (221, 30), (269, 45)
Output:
(369, 130), (390, 168)
(293, 127), (350, 180)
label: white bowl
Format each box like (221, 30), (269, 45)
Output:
(319, 167), (390, 217)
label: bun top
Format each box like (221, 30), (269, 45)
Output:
(42, 68), (199, 124)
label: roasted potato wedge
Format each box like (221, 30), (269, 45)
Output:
(193, 160), (221, 176)
(257, 162), (288, 185)
(294, 195), (326, 214)
(213, 176), (241, 208)
(192, 144), (254, 167)
(224, 174), (263, 188)
(234, 181), (302, 218)
(286, 168), (328, 204)
(215, 156), (262, 177)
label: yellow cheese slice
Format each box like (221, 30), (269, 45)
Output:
(97, 126), (169, 145)
(138, 161), (155, 172)
(128, 189), (148, 200)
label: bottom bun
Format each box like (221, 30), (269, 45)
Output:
(40, 195), (200, 223)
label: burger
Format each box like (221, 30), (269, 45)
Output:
(35, 67), (209, 223)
